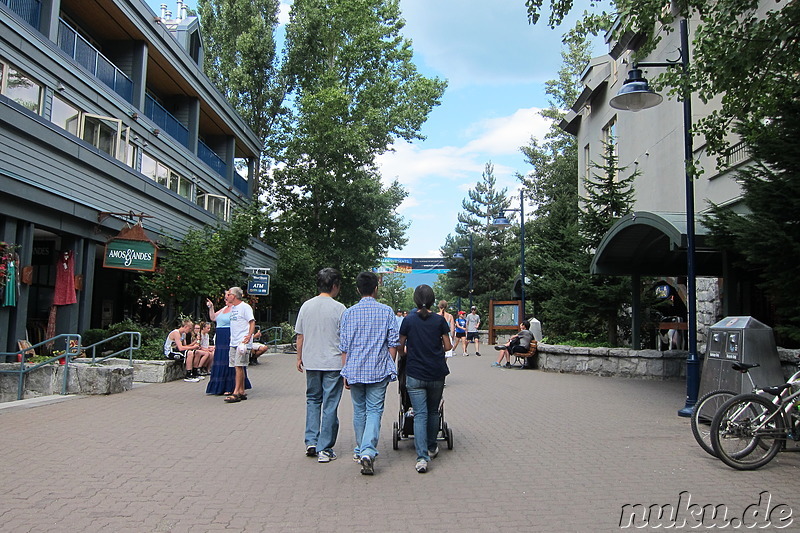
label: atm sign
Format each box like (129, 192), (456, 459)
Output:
(247, 274), (270, 296)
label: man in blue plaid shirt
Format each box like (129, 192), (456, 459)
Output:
(340, 271), (398, 475)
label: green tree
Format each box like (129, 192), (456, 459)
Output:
(377, 272), (408, 312)
(261, 0), (445, 316)
(705, 100), (800, 344)
(458, 162), (511, 235)
(518, 37), (601, 340)
(137, 207), (263, 326)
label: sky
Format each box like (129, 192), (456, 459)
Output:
(148, 0), (606, 259)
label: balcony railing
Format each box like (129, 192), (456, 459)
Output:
(198, 140), (226, 178)
(1, 0), (40, 27)
(144, 95), (190, 148)
(233, 172), (249, 197)
(57, 19), (133, 103)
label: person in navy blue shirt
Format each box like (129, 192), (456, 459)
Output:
(397, 284), (452, 473)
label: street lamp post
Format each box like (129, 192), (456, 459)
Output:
(452, 232), (474, 309)
(609, 18), (699, 417)
(491, 189), (526, 319)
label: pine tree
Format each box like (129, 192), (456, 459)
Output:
(458, 162), (510, 236)
(706, 99), (800, 344)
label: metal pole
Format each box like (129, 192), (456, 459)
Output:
(519, 190), (525, 321)
(468, 232), (474, 308)
(678, 17), (699, 416)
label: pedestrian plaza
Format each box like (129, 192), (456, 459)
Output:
(1, 351), (798, 532)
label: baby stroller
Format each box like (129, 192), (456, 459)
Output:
(392, 356), (454, 451)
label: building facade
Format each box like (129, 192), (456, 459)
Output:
(0, 0), (277, 353)
(561, 11), (773, 349)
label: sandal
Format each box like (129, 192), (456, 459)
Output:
(224, 395), (241, 403)
(238, 394), (248, 401)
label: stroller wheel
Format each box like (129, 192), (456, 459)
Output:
(392, 421), (399, 450)
(446, 427), (454, 450)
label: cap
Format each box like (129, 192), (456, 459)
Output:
(459, 310), (465, 314)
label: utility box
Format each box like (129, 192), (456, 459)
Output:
(699, 316), (784, 398)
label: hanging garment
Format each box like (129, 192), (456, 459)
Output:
(53, 251), (77, 305)
(3, 260), (16, 306)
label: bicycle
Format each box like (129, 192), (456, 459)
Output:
(709, 366), (800, 470)
(690, 362), (760, 457)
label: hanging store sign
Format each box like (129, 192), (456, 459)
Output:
(103, 239), (157, 271)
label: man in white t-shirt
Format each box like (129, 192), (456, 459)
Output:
(466, 306), (481, 356)
(295, 268), (347, 463)
(225, 286), (255, 403)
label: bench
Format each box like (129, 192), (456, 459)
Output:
(512, 340), (538, 368)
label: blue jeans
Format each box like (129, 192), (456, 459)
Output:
(349, 376), (390, 459)
(406, 375), (445, 462)
(305, 370), (344, 453)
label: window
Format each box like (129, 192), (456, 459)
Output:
(0, 62), (42, 114)
(82, 114), (122, 158)
(51, 95), (80, 136)
(48, 96), (126, 160)
(140, 152), (193, 200)
(583, 143), (591, 182)
(197, 192), (231, 221)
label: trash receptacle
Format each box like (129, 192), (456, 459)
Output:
(698, 316), (784, 399)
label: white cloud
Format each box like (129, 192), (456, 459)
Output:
(278, 2), (291, 25)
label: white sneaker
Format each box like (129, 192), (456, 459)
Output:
(415, 459), (428, 473)
(429, 445), (439, 459)
(183, 376), (200, 382)
(318, 450), (337, 463)
(360, 455), (374, 475)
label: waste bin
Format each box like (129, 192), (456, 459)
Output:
(698, 316), (784, 398)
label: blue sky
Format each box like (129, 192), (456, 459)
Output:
(149, 0), (606, 258)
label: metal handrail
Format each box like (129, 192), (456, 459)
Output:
(81, 331), (141, 366)
(0, 333), (81, 400)
(263, 327), (283, 346)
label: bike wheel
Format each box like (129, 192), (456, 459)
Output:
(710, 394), (784, 470)
(691, 389), (737, 457)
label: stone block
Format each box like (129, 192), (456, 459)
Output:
(56, 364), (133, 395)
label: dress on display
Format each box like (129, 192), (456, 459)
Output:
(205, 310), (251, 395)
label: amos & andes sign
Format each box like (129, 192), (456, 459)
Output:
(103, 239), (157, 271)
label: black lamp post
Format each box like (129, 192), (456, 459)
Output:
(492, 189), (526, 320)
(609, 18), (699, 417)
(452, 232), (474, 309)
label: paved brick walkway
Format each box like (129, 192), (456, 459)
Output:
(1, 351), (798, 532)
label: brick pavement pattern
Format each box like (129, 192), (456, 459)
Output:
(1, 353), (799, 532)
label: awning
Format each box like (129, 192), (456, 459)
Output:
(590, 211), (723, 276)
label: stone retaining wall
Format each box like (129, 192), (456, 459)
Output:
(75, 358), (185, 383)
(0, 363), (133, 402)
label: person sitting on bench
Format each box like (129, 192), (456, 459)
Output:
(492, 320), (533, 368)
(164, 319), (203, 382)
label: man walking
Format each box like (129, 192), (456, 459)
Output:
(225, 287), (255, 403)
(296, 268), (347, 463)
(466, 305), (481, 356)
(340, 271), (399, 475)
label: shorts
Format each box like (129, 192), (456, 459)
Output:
(455, 332), (466, 338)
(166, 350), (185, 361)
(229, 346), (249, 367)
(467, 332), (480, 341)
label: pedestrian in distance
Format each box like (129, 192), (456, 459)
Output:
(454, 310), (467, 356)
(295, 267), (347, 463)
(466, 305), (482, 356)
(398, 285), (452, 473)
(437, 300), (455, 357)
(339, 271), (399, 475)
(224, 287), (255, 403)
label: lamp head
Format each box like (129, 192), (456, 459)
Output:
(609, 67), (663, 112)
(452, 252), (465, 259)
(492, 213), (511, 228)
